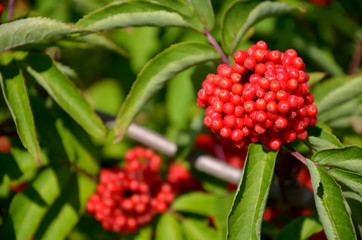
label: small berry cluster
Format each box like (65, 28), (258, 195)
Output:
(86, 146), (175, 233)
(197, 41), (317, 150)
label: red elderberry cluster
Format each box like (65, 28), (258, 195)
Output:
(197, 41), (317, 150)
(86, 146), (175, 233)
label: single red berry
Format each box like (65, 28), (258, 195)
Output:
(234, 50), (248, 64)
(244, 56), (257, 70)
(269, 138), (282, 150)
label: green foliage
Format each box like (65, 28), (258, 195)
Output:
(0, 0), (361, 239)
(227, 144), (278, 240)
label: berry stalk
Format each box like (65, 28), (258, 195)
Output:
(205, 28), (230, 66)
(8, 0), (14, 19)
(283, 144), (307, 166)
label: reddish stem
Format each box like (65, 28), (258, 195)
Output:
(283, 144), (307, 166)
(8, 0), (14, 20)
(205, 28), (230, 66)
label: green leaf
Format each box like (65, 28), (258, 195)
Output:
(76, 1), (193, 31)
(166, 68), (195, 129)
(307, 159), (357, 240)
(171, 192), (218, 216)
(182, 218), (218, 240)
(304, 123), (343, 151)
(114, 42), (219, 139)
(311, 146), (362, 175)
(290, 37), (344, 77)
(74, 34), (129, 57)
(329, 169), (362, 197)
(155, 212), (183, 240)
(34, 174), (96, 240)
(317, 75), (362, 114)
(275, 214), (323, 240)
(343, 191), (362, 237)
(0, 17), (88, 51)
(222, 1), (296, 54)
(0, 54), (41, 163)
(0, 166), (72, 240)
(227, 143), (278, 240)
(308, 72), (327, 87)
(55, 113), (99, 175)
(318, 98), (360, 123)
(186, 0), (215, 31)
(21, 52), (107, 139)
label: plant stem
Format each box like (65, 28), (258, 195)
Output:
(68, 162), (98, 182)
(283, 144), (307, 166)
(205, 28), (230, 66)
(8, 0), (15, 20)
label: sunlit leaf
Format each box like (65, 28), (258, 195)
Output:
(307, 159), (357, 240)
(155, 212), (183, 240)
(114, 42), (219, 140)
(21, 53), (107, 139)
(0, 54), (41, 163)
(304, 123), (343, 151)
(0, 17), (88, 51)
(317, 75), (362, 114)
(311, 146), (362, 175)
(0, 167), (72, 240)
(227, 143), (278, 240)
(76, 1), (193, 31)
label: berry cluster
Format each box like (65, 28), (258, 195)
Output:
(86, 147), (175, 233)
(197, 41), (317, 150)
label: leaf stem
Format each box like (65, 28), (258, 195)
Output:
(8, 0), (15, 20)
(283, 144), (307, 166)
(205, 28), (230, 66)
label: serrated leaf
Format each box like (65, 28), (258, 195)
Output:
(317, 75), (362, 114)
(0, 17), (88, 51)
(20, 52), (107, 139)
(275, 214), (323, 240)
(186, 0), (215, 31)
(155, 212), (183, 240)
(166, 68), (195, 129)
(304, 123), (343, 151)
(311, 146), (362, 175)
(34, 174), (96, 240)
(76, 1), (193, 31)
(227, 143), (278, 240)
(222, 1), (296, 54)
(75, 34), (129, 57)
(329, 169), (362, 197)
(0, 166), (72, 240)
(307, 159), (356, 240)
(318, 98), (360, 123)
(171, 191), (218, 216)
(114, 42), (219, 140)
(0, 54), (41, 163)
(182, 218), (218, 240)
